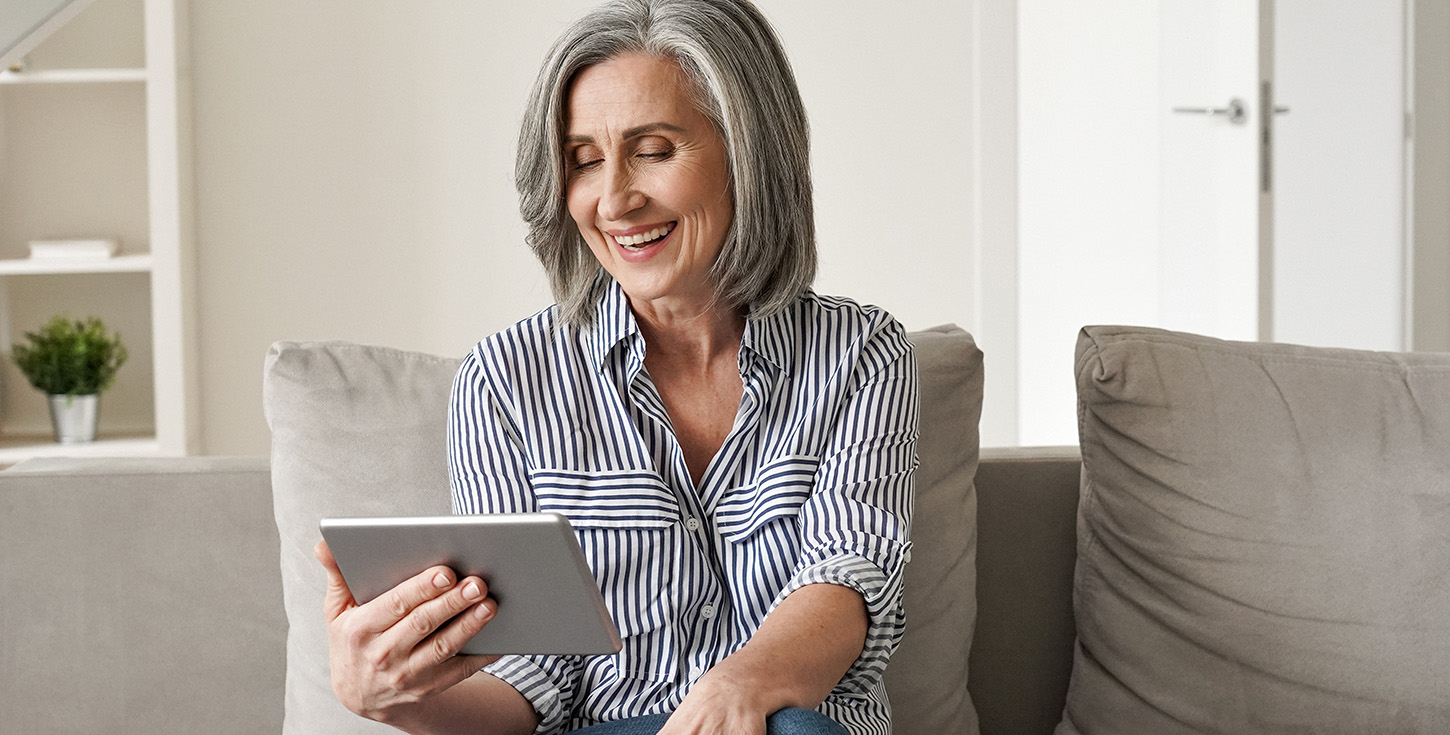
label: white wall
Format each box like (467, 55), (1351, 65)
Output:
(973, 0), (1020, 448)
(1016, 0), (1164, 447)
(190, 1), (975, 455)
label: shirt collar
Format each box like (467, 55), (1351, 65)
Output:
(585, 278), (804, 375)
(585, 277), (640, 373)
(740, 292), (803, 375)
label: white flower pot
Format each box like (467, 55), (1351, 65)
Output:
(48, 394), (99, 444)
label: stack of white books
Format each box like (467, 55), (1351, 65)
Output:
(27, 238), (119, 260)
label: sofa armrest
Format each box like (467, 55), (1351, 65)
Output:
(0, 456), (285, 735)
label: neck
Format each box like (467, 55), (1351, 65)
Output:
(631, 296), (746, 368)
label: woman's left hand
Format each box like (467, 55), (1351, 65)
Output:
(654, 582), (866, 734)
(657, 664), (769, 735)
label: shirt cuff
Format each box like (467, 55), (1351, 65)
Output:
(482, 655), (568, 735)
(776, 542), (911, 694)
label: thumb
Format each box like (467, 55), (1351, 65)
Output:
(314, 539), (356, 622)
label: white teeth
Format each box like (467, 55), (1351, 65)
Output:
(614, 223), (675, 249)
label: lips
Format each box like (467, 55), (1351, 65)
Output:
(610, 222), (676, 250)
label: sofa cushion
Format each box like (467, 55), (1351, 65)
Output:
(265, 325), (983, 735)
(265, 341), (460, 735)
(885, 324), (984, 735)
(1060, 325), (1450, 735)
(969, 446), (1080, 735)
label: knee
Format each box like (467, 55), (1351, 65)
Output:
(765, 707), (848, 735)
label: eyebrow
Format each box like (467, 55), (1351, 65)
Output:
(564, 122), (688, 145)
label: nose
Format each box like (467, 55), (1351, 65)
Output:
(598, 161), (646, 221)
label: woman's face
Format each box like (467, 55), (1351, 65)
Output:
(564, 53), (733, 317)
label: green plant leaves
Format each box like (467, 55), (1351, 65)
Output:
(11, 316), (129, 396)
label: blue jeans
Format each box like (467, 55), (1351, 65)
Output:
(567, 707), (848, 735)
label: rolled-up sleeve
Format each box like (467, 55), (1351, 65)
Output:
(448, 347), (582, 734)
(777, 318), (919, 694)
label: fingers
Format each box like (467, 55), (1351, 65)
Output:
(376, 584), (499, 702)
(418, 592), (500, 669)
(379, 575), (495, 655)
(409, 615), (503, 697)
(349, 564), (465, 638)
(317, 544), (501, 721)
(313, 539), (471, 646)
(315, 539), (356, 622)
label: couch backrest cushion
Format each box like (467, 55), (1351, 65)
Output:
(1061, 326), (1450, 735)
(265, 341), (460, 735)
(885, 325), (984, 735)
(265, 326), (984, 735)
(0, 456), (283, 735)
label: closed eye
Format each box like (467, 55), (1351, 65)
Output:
(636, 140), (674, 161)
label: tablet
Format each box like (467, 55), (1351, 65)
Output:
(319, 513), (622, 656)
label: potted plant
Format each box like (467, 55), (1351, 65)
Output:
(11, 316), (129, 444)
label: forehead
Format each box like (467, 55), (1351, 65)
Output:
(566, 53), (697, 132)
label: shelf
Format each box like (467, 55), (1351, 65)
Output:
(0, 68), (147, 85)
(0, 432), (160, 465)
(0, 254), (152, 275)
(0, 0), (196, 456)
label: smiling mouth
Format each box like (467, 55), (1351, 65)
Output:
(612, 222), (676, 250)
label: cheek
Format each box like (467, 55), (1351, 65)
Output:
(703, 185), (733, 233)
(565, 185), (594, 233)
(673, 171), (730, 223)
(699, 164), (732, 223)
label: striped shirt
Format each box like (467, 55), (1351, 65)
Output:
(448, 279), (918, 735)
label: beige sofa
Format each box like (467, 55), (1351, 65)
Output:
(2, 325), (1446, 735)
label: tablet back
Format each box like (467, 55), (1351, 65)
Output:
(320, 513), (622, 656)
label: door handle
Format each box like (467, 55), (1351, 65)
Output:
(1172, 97), (1248, 125)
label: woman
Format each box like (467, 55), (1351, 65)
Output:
(315, 2), (918, 734)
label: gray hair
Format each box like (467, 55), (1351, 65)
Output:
(516, 0), (816, 326)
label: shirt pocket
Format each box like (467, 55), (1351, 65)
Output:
(715, 455), (818, 542)
(529, 468), (680, 680)
(531, 468), (682, 529)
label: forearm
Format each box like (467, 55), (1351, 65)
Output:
(707, 582), (868, 711)
(386, 671), (540, 735)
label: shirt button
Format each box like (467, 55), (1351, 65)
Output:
(684, 517), (701, 532)
(690, 665), (705, 679)
(701, 603), (716, 619)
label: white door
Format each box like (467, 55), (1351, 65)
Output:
(1158, 1), (1263, 341)
(1273, 0), (1407, 351)
(1012, 0), (1406, 447)
(1016, 0), (1262, 446)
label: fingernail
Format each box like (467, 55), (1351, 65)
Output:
(462, 582), (482, 600)
(433, 572), (451, 588)
(475, 600), (494, 619)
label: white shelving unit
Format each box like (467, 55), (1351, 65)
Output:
(0, 0), (196, 460)
(0, 254), (153, 275)
(0, 68), (148, 84)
